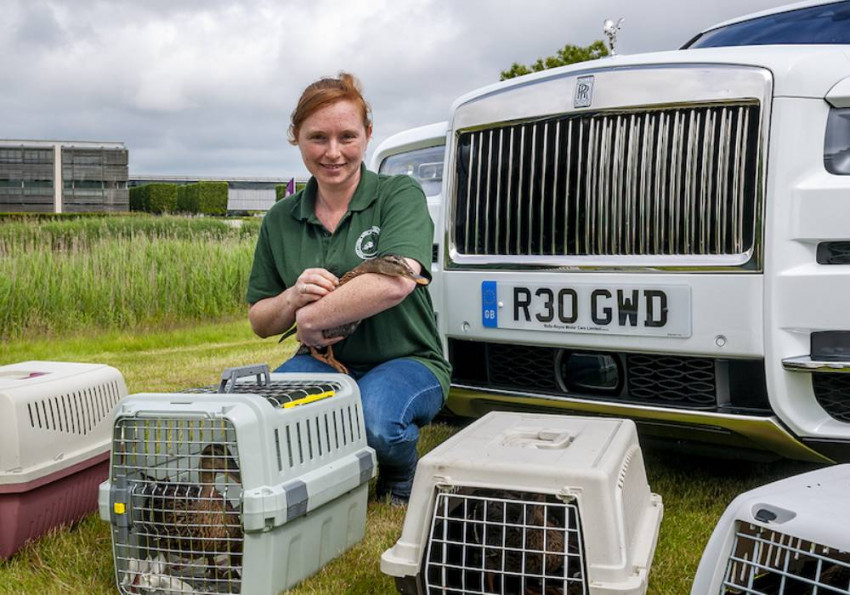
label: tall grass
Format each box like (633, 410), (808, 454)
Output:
(0, 216), (260, 340)
(0, 215), (260, 254)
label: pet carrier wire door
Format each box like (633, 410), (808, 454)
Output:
(381, 412), (663, 595)
(0, 361), (127, 559)
(99, 367), (376, 595)
(691, 464), (850, 595)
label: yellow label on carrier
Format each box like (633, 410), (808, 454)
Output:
(282, 389), (335, 409)
(113, 502), (126, 515)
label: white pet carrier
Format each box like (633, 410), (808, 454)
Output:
(381, 412), (663, 594)
(98, 365), (376, 595)
(0, 360), (127, 558)
(690, 464), (850, 594)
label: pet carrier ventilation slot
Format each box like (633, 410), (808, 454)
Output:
(99, 366), (376, 595)
(691, 464), (850, 595)
(381, 412), (663, 594)
(0, 361), (127, 559)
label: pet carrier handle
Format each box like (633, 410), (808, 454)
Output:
(218, 364), (271, 393)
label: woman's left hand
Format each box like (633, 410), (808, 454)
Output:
(295, 308), (345, 349)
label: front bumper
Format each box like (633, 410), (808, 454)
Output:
(446, 386), (832, 464)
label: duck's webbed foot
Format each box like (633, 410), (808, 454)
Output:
(309, 345), (349, 374)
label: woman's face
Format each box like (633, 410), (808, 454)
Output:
(297, 99), (371, 196)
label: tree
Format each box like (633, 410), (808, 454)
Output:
(500, 40), (609, 81)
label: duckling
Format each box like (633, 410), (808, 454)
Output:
(137, 443), (243, 584)
(282, 254), (429, 374)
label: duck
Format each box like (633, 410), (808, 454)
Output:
(282, 254), (429, 374)
(136, 443), (243, 584)
(469, 490), (570, 595)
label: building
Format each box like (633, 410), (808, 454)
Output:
(128, 175), (306, 213)
(0, 140), (129, 213)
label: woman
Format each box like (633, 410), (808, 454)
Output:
(246, 73), (450, 505)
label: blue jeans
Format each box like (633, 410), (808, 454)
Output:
(274, 355), (444, 498)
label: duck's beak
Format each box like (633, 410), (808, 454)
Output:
(414, 274), (429, 286)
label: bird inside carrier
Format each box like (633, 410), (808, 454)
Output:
(111, 414), (244, 593)
(101, 367), (375, 595)
(426, 486), (586, 594)
(690, 464), (850, 595)
(381, 412), (663, 595)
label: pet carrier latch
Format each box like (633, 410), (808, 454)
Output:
(218, 364), (271, 393)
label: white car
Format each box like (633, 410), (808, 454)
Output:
(436, 0), (850, 463)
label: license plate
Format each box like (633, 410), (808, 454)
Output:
(481, 281), (691, 338)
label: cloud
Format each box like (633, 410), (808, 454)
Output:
(0, 0), (796, 177)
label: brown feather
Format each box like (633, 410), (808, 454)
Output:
(293, 254), (428, 374)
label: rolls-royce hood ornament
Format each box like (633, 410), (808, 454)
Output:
(603, 18), (625, 55)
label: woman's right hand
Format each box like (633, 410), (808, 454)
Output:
(289, 268), (339, 310)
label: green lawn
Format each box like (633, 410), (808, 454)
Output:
(0, 319), (822, 594)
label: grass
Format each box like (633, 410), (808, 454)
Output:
(0, 216), (259, 340)
(0, 215), (827, 592)
(0, 320), (824, 594)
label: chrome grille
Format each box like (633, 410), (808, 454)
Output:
(454, 103), (760, 259)
(425, 488), (587, 594)
(723, 522), (850, 594)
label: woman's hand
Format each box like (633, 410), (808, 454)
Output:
(295, 306), (345, 348)
(248, 268), (338, 338)
(289, 268), (339, 310)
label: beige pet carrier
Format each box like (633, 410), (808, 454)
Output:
(381, 412), (663, 594)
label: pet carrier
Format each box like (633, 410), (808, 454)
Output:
(381, 412), (663, 595)
(691, 464), (850, 594)
(0, 360), (127, 559)
(98, 365), (376, 595)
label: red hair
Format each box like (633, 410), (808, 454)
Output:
(288, 72), (372, 145)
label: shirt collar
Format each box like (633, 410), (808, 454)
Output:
(290, 164), (378, 223)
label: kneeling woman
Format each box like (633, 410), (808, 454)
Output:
(245, 73), (450, 505)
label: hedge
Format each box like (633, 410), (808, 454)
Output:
(129, 183), (177, 214)
(197, 181), (228, 215)
(275, 184), (287, 202)
(176, 184), (199, 213)
(132, 182), (227, 215)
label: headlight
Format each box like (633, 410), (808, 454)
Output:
(824, 107), (850, 175)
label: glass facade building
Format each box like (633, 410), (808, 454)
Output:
(0, 140), (129, 213)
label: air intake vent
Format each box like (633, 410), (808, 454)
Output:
(813, 374), (850, 423)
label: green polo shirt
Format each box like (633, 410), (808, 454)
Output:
(246, 165), (450, 399)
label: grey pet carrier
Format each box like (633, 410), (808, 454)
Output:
(99, 365), (376, 594)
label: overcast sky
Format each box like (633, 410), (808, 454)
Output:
(2, 0), (796, 179)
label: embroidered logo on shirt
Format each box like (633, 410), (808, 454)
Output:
(355, 226), (380, 259)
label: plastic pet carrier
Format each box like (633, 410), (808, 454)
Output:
(0, 361), (127, 559)
(98, 365), (376, 595)
(381, 412), (663, 595)
(691, 464), (850, 594)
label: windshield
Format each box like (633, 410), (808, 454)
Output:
(684, 1), (850, 48)
(378, 145), (444, 197)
